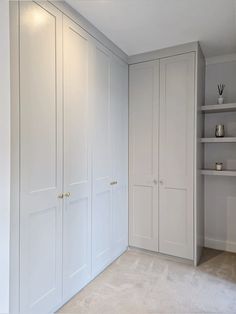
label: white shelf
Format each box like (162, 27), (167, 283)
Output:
(201, 137), (236, 143)
(201, 170), (236, 177)
(201, 103), (236, 113)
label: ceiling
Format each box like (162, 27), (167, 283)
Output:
(65, 0), (236, 58)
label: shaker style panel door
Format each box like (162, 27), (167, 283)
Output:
(63, 17), (92, 301)
(92, 44), (112, 276)
(110, 56), (129, 260)
(19, 2), (63, 313)
(159, 53), (195, 260)
(129, 61), (159, 252)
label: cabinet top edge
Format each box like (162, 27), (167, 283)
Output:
(128, 42), (200, 65)
(49, 0), (129, 64)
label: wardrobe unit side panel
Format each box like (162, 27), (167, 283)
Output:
(10, 1), (20, 313)
(0, 1), (11, 313)
(195, 47), (205, 265)
(110, 56), (129, 259)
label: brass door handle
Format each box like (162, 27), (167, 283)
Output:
(58, 193), (64, 199)
(64, 192), (71, 197)
(110, 181), (118, 186)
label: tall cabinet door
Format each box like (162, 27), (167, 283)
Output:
(159, 53), (195, 260)
(129, 61), (159, 252)
(92, 44), (112, 276)
(110, 56), (129, 259)
(63, 17), (92, 300)
(19, 2), (63, 313)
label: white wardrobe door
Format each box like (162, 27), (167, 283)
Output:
(92, 44), (112, 276)
(63, 17), (92, 300)
(110, 56), (128, 260)
(129, 61), (159, 252)
(19, 2), (63, 313)
(159, 53), (195, 260)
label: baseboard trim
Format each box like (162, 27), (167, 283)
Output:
(205, 237), (236, 253)
(128, 246), (194, 265)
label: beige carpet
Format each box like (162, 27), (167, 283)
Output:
(58, 248), (236, 314)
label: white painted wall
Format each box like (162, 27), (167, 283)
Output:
(0, 1), (11, 313)
(205, 58), (236, 252)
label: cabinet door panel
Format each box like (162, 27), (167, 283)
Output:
(110, 56), (128, 259)
(63, 17), (92, 300)
(92, 45), (112, 276)
(129, 61), (159, 251)
(159, 53), (195, 260)
(19, 2), (63, 313)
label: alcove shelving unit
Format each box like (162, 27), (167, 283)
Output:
(201, 102), (236, 177)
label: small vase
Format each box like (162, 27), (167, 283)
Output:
(215, 162), (223, 171)
(218, 96), (224, 104)
(215, 124), (225, 137)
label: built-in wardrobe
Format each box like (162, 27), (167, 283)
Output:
(10, 2), (206, 313)
(129, 43), (205, 265)
(10, 1), (128, 313)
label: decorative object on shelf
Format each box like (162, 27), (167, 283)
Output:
(217, 83), (225, 104)
(215, 162), (223, 171)
(215, 124), (225, 137)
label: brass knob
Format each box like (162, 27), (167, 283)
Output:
(64, 192), (71, 197)
(110, 181), (118, 185)
(58, 193), (64, 199)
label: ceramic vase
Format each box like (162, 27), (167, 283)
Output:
(215, 162), (223, 171)
(218, 96), (224, 104)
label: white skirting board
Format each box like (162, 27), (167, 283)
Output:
(205, 238), (236, 253)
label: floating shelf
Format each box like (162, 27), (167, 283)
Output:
(201, 170), (236, 177)
(201, 137), (236, 143)
(201, 103), (236, 113)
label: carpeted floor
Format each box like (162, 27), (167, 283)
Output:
(58, 248), (236, 314)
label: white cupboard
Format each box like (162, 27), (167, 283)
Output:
(129, 61), (159, 251)
(16, 1), (128, 313)
(129, 51), (198, 261)
(92, 44), (128, 276)
(19, 2), (63, 313)
(63, 16), (92, 300)
(159, 53), (195, 259)
(92, 44), (113, 276)
(11, 1), (203, 312)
